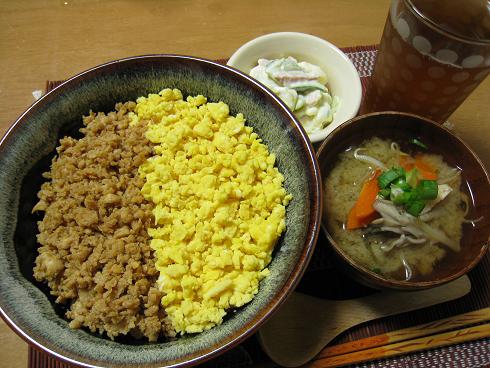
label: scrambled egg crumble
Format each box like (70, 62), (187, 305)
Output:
(135, 89), (291, 334)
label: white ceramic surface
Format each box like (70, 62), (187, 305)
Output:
(228, 32), (362, 143)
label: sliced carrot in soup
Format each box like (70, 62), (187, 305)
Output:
(346, 169), (381, 230)
(354, 169), (381, 219)
(415, 155), (438, 180)
(400, 155), (438, 180)
(399, 155), (414, 171)
(346, 206), (363, 229)
(346, 207), (379, 230)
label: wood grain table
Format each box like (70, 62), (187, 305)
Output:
(0, 1), (488, 367)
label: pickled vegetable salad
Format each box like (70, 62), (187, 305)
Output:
(250, 57), (340, 135)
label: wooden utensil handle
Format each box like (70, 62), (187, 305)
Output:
(344, 276), (471, 322)
(258, 275), (471, 368)
(318, 307), (490, 358)
(307, 323), (490, 368)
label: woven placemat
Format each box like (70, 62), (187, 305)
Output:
(31, 45), (490, 368)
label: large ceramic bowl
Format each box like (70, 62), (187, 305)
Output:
(0, 55), (322, 367)
(227, 32), (362, 143)
(318, 112), (489, 290)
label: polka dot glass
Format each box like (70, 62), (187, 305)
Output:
(363, 0), (490, 122)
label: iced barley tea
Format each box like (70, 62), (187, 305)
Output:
(363, 0), (490, 122)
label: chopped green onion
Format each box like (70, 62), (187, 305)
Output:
(405, 168), (419, 188)
(378, 167), (405, 189)
(371, 267), (381, 274)
(377, 166), (437, 217)
(410, 138), (428, 150)
(379, 188), (391, 199)
(392, 191), (412, 205)
(406, 200), (426, 216)
(390, 186), (404, 200)
(393, 167), (406, 177)
(415, 180), (438, 200)
(392, 177), (411, 192)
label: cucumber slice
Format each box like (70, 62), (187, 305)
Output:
(289, 81), (327, 92)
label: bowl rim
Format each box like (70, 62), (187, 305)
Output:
(317, 110), (490, 290)
(0, 54), (323, 367)
(227, 31), (362, 143)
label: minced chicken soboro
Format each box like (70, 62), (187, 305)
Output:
(33, 102), (175, 341)
(324, 137), (465, 281)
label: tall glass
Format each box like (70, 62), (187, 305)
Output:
(363, 0), (490, 122)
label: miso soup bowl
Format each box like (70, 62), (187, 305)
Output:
(0, 55), (322, 367)
(317, 112), (490, 290)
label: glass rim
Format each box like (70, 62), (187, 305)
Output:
(405, 0), (490, 46)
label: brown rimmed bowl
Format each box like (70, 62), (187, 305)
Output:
(317, 111), (489, 290)
(0, 55), (322, 367)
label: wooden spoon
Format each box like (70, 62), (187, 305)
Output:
(258, 275), (471, 367)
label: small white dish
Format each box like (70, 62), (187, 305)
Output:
(228, 32), (362, 143)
